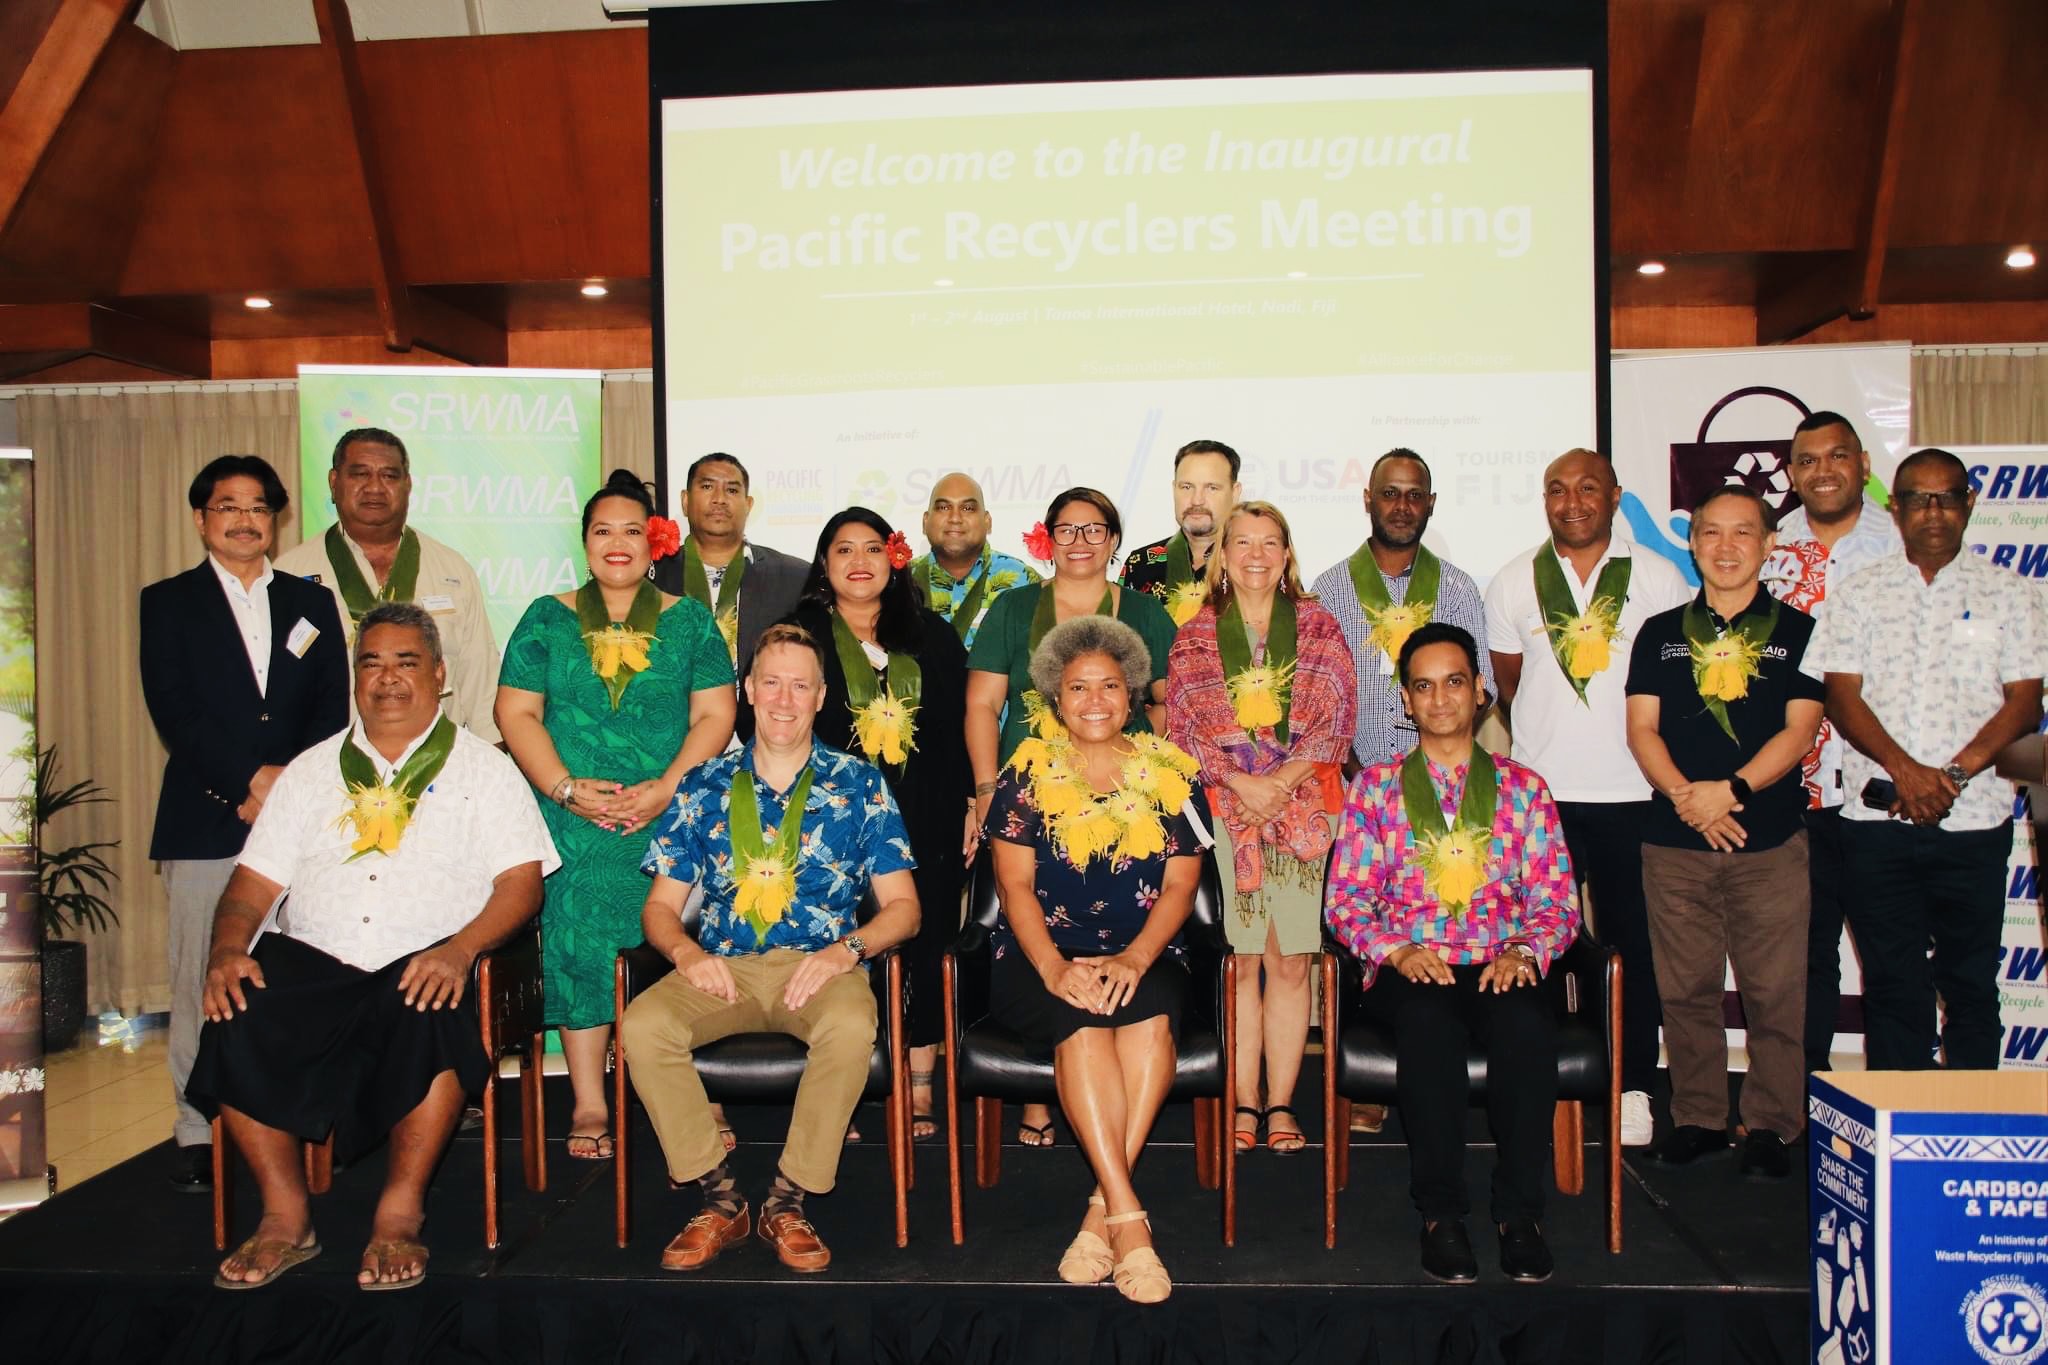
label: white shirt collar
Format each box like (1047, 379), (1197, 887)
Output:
(347, 708), (449, 781)
(209, 553), (274, 599)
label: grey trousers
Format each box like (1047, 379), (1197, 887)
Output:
(162, 857), (239, 1148)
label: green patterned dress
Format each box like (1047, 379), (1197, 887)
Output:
(500, 593), (734, 1029)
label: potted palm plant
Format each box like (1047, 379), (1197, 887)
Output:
(34, 747), (118, 1051)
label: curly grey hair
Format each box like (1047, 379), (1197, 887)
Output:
(355, 601), (445, 667)
(1028, 616), (1152, 720)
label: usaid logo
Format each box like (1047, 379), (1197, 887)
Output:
(1961, 1276), (2048, 1365)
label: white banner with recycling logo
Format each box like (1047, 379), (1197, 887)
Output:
(1610, 343), (1914, 1063)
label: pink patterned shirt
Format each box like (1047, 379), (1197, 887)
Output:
(1325, 750), (1579, 985)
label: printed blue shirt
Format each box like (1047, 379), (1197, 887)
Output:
(642, 741), (916, 956)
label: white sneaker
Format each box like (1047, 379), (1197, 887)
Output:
(1620, 1090), (1654, 1147)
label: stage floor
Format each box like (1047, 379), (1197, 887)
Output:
(0, 1068), (1809, 1363)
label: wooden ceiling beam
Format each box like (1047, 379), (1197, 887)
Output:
(0, 0), (131, 235)
(409, 289), (507, 368)
(0, 300), (208, 376)
(1754, 0), (1923, 343)
(311, 0), (414, 354)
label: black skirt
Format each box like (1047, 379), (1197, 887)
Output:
(990, 948), (1188, 1047)
(185, 933), (489, 1164)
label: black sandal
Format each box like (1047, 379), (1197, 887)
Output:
(910, 1069), (938, 1143)
(1232, 1106), (1264, 1154)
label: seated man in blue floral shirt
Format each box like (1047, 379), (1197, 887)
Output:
(622, 623), (921, 1275)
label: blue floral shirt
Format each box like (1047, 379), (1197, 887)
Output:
(642, 741), (916, 956)
(911, 547), (1040, 647)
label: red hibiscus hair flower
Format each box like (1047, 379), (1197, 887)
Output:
(647, 515), (683, 561)
(885, 529), (913, 570)
(1022, 521), (1055, 562)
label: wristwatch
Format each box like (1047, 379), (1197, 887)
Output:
(1942, 762), (1971, 790)
(841, 933), (868, 963)
(1727, 775), (1753, 804)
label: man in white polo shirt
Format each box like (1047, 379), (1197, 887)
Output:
(1484, 447), (1690, 1146)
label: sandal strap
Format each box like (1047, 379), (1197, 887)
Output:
(1102, 1209), (1151, 1226)
(1087, 1194), (1105, 1207)
(909, 1069), (936, 1085)
(1264, 1104), (1299, 1120)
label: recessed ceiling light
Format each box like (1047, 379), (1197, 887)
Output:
(2008, 247), (2037, 270)
(580, 282), (609, 298)
(1636, 260), (1666, 276)
(933, 278), (954, 287)
(1285, 270), (1308, 279)
(244, 296), (272, 309)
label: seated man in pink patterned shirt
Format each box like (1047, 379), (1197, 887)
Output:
(1325, 622), (1579, 1287)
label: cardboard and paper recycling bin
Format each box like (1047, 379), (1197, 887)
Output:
(1809, 1071), (2048, 1365)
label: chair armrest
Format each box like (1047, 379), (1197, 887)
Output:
(951, 921), (993, 959)
(477, 921), (544, 1056)
(1551, 932), (1613, 1021)
(617, 943), (676, 1008)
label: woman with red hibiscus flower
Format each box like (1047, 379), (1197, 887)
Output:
(965, 486), (1179, 1150)
(783, 506), (973, 1140)
(496, 469), (738, 1162)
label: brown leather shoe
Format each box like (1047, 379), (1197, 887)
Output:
(660, 1203), (750, 1271)
(759, 1209), (831, 1273)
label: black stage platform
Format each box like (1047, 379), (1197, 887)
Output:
(0, 1066), (1808, 1364)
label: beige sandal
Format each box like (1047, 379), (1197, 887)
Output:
(1058, 1194), (1113, 1284)
(213, 1233), (321, 1290)
(1104, 1209), (1171, 1304)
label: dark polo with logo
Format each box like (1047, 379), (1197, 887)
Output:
(1624, 587), (1824, 852)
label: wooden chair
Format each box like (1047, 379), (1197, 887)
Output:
(943, 845), (1236, 1245)
(610, 888), (910, 1249)
(211, 922), (547, 1252)
(1320, 930), (1623, 1251)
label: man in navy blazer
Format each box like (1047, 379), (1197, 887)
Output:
(140, 455), (349, 1191)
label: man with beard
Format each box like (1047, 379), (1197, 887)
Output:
(1808, 448), (2046, 1070)
(909, 472), (1040, 647)
(1312, 449), (1493, 770)
(1759, 412), (1900, 1073)
(277, 429), (501, 741)
(1120, 439), (1241, 626)
(1483, 448), (1690, 1149)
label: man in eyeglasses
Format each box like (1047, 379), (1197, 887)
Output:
(140, 455), (350, 1192)
(1808, 448), (2047, 1070)
(1759, 412), (1900, 1074)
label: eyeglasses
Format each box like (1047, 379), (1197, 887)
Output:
(1897, 490), (1968, 512)
(205, 504), (275, 520)
(1050, 522), (1111, 545)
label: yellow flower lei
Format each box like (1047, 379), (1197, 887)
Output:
(1557, 597), (1623, 679)
(1012, 732), (1198, 869)
(1692, 631), (1763, 703)
(1364, 601), (1431, 665)
(1166, 578), (1209, 627)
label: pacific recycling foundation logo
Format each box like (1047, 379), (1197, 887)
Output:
(1963, 1276), (2048, 1365)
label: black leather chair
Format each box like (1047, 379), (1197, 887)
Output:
(611, 888), (909, 1248)
(1320, 929), (1623, 1251)
(211, 919), (548, 1252)
(943, 843), (1236, 1245)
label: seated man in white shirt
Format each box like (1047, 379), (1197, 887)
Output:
(189, 602), (560, 1292)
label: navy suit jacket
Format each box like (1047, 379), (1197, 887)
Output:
(139, 561), (350, 860)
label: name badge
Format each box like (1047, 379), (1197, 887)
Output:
(1952, 618), (2000, 646)
(422, 594), (455, 613)
(1523, 610), (1545, 637)
(285, 618), (320, 658)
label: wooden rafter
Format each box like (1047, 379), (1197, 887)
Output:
(0, 301), (209, 377)
(0, 0), (130, 236)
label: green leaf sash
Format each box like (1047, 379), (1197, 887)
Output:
(729, 761), (816, 936)
(335, 714), (456, 861)
(830, 612), (922, 770)
(915, 547), (993, 642)
(1021, 582), (1115, 727)
(577, 578), (661, 710)
(1162, 533), (1209, 625)
(1399, 742), (1498, 916)
(683, 537), (745, 664)
(1533, 552), (1632, 705)
(325, 524), (420, 628)
(1217, 593), (1297, 743)
(1682, 595), (1779, 743)
(1348, 542), (1440, 667)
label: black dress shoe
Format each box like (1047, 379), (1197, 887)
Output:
(1739, 1129), (1792, 1180)
(1419, 1219), (1479, 1284)
(1497, 1218), (1554, 1283)
(168, 1144), (213, 1193)
(1644, 1124), (1731, 1166)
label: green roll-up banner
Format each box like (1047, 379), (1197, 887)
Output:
(296, 365), (604, 649)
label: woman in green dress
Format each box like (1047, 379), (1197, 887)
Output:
(497, 470), (737, 1159)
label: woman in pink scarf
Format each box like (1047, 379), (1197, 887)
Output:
(1166, 501), (1356, 1154)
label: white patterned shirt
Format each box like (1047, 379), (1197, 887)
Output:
(1806, 552), (2048, 831)
(1760, 498), (1902, 808)
(1482, 537), (1692, 803)
(238, 713), (560, 969)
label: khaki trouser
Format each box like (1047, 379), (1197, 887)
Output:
(1641, 833), (1810, 1142)
(620, 948), (877, 1194)
(163, 857), (240, 1148)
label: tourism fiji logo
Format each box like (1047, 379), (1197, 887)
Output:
(1962, 1276), (2048, 1365)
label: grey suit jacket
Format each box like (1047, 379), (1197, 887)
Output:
(655, 539), (809, 739)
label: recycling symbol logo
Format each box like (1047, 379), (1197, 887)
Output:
(1963, 1277), (2048, 1365)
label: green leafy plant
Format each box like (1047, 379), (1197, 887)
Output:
(34, 746), (119, 940)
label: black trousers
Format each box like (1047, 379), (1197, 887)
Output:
(1803, 806), (1849, 1072)
(186, 934), (488, 1164)
(1367, 964), (1558, 1223)
(1840, 819), (2011, 1071)
(1557, 801), (1661, 1093)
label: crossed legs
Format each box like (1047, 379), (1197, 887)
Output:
(1057, 1016), (1176, 1266)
